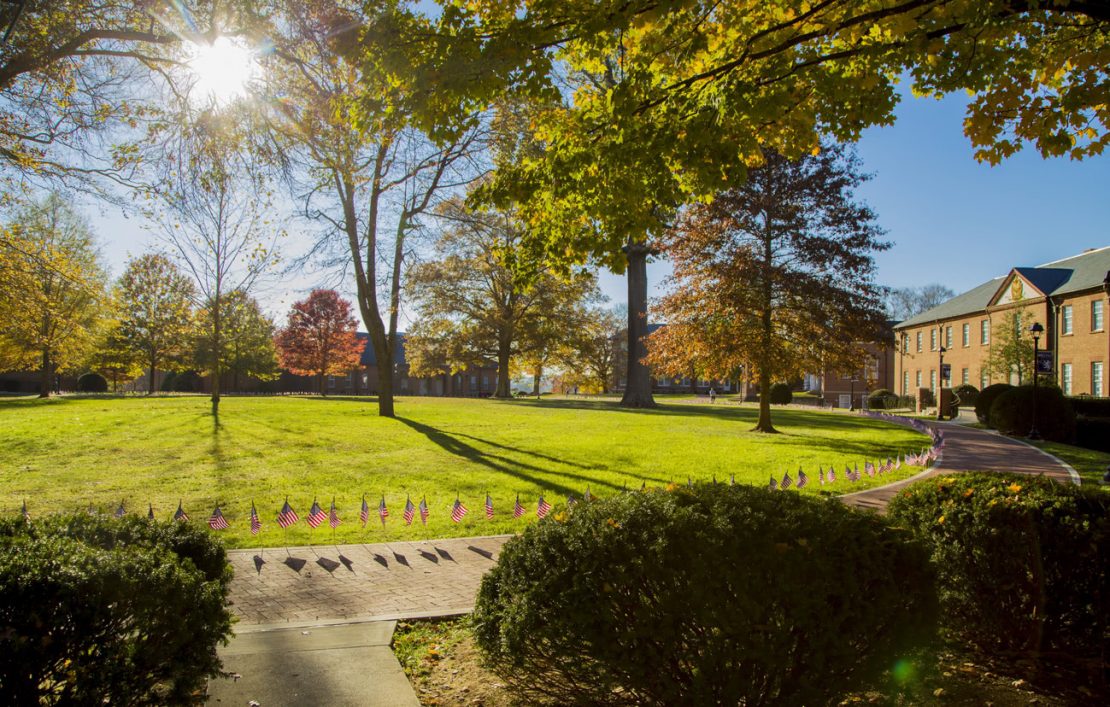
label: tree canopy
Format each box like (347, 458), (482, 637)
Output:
(274, 289), (363, 395)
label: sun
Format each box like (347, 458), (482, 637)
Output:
(186, 36), (259, 108)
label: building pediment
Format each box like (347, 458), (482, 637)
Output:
(988, 270), (1045, 307)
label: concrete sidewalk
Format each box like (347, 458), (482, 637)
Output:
(206, 621), (419, 707)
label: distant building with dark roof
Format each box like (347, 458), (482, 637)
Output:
(894, 246), (1110, 398)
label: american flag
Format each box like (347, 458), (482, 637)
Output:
(730, 474), (735, 486)
(451, 496), (468, 523)
(419, 496), (429, 525)
(854, 463), (860, 481)
(513, 494), (525, 518)
(781, 471), (792, 489)
(403, 496), (416, 525)
(819, 468), (826, 484)
(537, 494), (551, 518)
(359, 495), (369, 527)
(640, 481), (646, 492)
(797, 469), (808, 488)
(173, 501), (189, 522)
(584, 487), (592, 502)
(566, 494), (576, 507)
(21, 500), (29, 521)
(329, 498), (341, 529)
(378, 496), (388, 525)
(687, 477), (693, 488)
(114, 501), (126, 518)
(306, 499), (326, 529)
(865, 461), (875, 478)
(768, 475), (778, 491)
(895, 454), (902, 470)
(208, 505), (230, 530)
(147, 503), (155, 520)
(828, 466), (836, 483)
(485, 493), (494, 519)
(277, 498), (299, 528)
(249, 502), (262, 535)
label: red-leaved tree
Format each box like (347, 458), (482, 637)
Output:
(275, 290), (364, 395)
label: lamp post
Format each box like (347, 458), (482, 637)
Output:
(1029, 322), (1044, 440)
(936, 346), (946, 420)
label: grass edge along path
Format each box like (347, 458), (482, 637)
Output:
(1, 395), (935, 548)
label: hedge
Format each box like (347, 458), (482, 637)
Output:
(474, 485), (937, 705)
(867, 389), (896, 410)
(769, 383), (793, 405)
(975, 383), (1013, 425)
(77, 372), (108, 393)
(0, 514), (233, 705)
(989, 385), (1076, 442)
(888, 473), (1109, 661)
(1068, 396), (1110, 418)
(952, 383), (978, 407)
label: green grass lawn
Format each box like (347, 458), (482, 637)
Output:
(1030, 440), (1110, 489)
(0, 395), (930, 548)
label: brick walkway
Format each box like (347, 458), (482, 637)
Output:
(227, 421), (1079, 626)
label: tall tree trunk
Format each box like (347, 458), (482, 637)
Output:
(621, 241), (656, 408)
(494, 330), (512, 398)
(688, 364), (697, 394)
(752, 226), (777, 433)
(211, 293), (221, 417)
(532, 365), (542, 396)
(148, 351), (157, 395)
(754, 364), (777, 433)
(444, 371), (453, 396)
(377, 356), (395, 415)
(38, 347), (51, 398)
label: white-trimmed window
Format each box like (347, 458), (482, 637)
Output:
(980, 370), (989, 389)
(981, 319), (990, 344)
(915, 371), (922, 388)
(1093, 362), (1104, 397)
(945, 326), (953, 349)
(902, 371), (909, 395)
(930, 369), (937, 391)
(930, 329), (937, 351)
(962, 323), (970, 347)
(1092, 300), (1104, 332)
(961, 367), (969, 385)
(1061, 363), (1073, 395)
(916, 332), (922, 352)
(1062, 304), (1073, 335)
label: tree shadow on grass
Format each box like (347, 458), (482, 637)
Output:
(394, 417), (668, 496)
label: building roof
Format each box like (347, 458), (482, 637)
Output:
(896, 246), (1110, 329)
(356, 332), (407, 367)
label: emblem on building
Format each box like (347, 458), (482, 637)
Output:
(1010, 278), (1024, 301)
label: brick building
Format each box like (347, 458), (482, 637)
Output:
(895, 247), (1110, 399)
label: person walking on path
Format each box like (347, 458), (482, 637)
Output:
(708, 387), (716, 403)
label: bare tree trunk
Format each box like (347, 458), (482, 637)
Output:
(377, 356), (395, 415)
(688, 364), (698, 394)
(621, 241), (656, 408)
(752, 228), (777, 433)
(495, 331), (512, 398)
(532, 365), (542, 396)
(211, 291), (221, 417)
(39, 348), (51, 398)
(148, 351), (157, 394)
(754, 364), (777, 433)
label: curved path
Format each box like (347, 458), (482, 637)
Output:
(839, 420), (1078, 512)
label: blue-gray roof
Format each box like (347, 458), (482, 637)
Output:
(357, 332), (407, 367)
(895, 246), (1110, 329)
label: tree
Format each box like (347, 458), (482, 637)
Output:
(646, 145), (889, 433)
(194, 290), (280, 393)
(274, 289), (363, 395)
(148, 114), (280, 415)
(565, 306), (623, 394)
(405, 198), (597, 398)
(985, 308), (1036, 386)
(262, 1), (483, 417)
(887, 284), (956, 321)
(0, 193), (106, 397)
(85, 315), (144, 392)
(115, 253), (196, 394)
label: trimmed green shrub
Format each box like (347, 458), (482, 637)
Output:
(173, 370), (203, 392)
(974, 383), (1013, 424)
(76, 372), (108, 392)
(867, 388), (896, 410)
(0, 514), (233, 705)
(474, 485), (938, 705)
(1074, 415), (1110, 453)
(769, 382), (793, 405)
(888, 473), (1109, 662)
(160, 371), (178, 391)
(989, 385), (1075, 442)
(1069, 396), (1110, 418)
(919, 388), (935, 408)
(952, 383), (978, 407)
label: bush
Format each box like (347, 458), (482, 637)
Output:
(76, 372), (108, 392)
(1074, 415), (1110, 453)
(952, 383), (979, 407)
(474, 485), (937, 705)
(867, 388), (896, 410)
(888, 473), (1109, 662)
(975, 383), (1013, 424)
(989, 385), (1076, 442)
(1068, 396), (1110, 418)
(160, 371), (178, 391)
(919, 388), (935, 408)
(769, 382), (793, 405)
(0, 514), (233, 705)
(173, 370), (203, 392)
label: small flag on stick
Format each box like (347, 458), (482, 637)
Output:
(147, 503), (155, 520)
(277, 498), (298, 528)
(114, 501), (126, 518)
(566, 494), (576, 508)
(306, 498), (326, 529)
(208, 505), (229, 530)
(485, 493), (494, 519)
(781, 471), (792, 490)
(250, 501), (262, 535)
(173, 501), (189, 522)
(537, 494), (551, 518)
(21, 500), (30, 522)
(768, 475), (778, 491)
(584, 487), (592, 502)
(378, 495), (388, 526)
(419, 496), (429, 525)
(797, 469), (808, 488)
(513, 494), (524, 518)
(329, 498), (341, 529)
(403, 496), (415, 525)
(451, 496), (468, 523)
(359, 495), (369, 527)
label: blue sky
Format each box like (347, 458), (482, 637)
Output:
(88, 88), (1109, 322)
